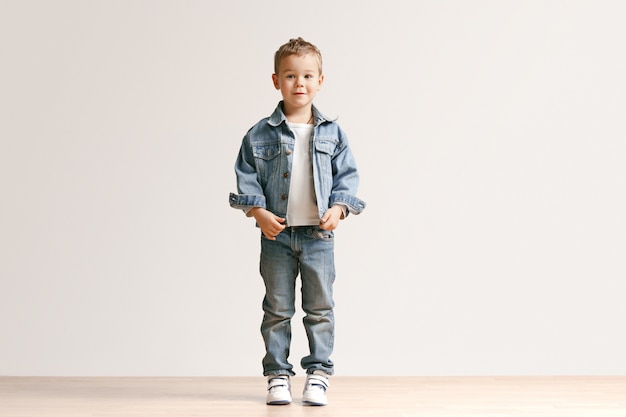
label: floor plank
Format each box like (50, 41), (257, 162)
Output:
(1, 376), (625, 417)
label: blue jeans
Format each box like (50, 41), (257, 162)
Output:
(260, 226), (335, 376)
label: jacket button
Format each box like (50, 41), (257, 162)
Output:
(283, 172), (289, 178)
(285, 149), (292, 155)
(281, 194), (287, 200)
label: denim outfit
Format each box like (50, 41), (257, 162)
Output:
(229, 101), (365, 376)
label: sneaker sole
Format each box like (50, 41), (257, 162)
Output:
(303, 401), (326, 406)
(267, 400), (291, 405)
(302, 399), (327, 406)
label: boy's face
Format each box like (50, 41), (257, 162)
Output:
(272, 53), (324, 115)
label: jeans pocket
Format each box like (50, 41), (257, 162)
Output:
(310, 228), (334, 241)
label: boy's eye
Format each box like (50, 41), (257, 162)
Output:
(287, 75), (295, 79)
(305, 75), (313, 79)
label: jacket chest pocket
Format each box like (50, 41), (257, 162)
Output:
(314, 140), (337, 173)
(253, 144), (282, 178)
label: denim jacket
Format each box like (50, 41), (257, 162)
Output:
(229, 101), (366, 223)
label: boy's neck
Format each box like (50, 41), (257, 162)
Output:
(283, 105), (314, 124)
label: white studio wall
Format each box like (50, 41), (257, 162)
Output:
(1, 0), (625, 376)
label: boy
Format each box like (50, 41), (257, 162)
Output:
(229, 37), (365, 406)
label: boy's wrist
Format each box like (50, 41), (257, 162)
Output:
(247, 207), (264, 217)
(332, 204), (347, 219)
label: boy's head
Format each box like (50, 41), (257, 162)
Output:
(274, 37), (323, 75)
(272, 37), (324, 118)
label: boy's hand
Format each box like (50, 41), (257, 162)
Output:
(319, 206), (344, 231)
(250, 208), (286, 240)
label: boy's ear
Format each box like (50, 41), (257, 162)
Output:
(272, 74), (280, 90)
(318, 73), (324, 89)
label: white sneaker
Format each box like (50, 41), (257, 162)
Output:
(266, 375), (291, 405)
(302, 371), (329, 406)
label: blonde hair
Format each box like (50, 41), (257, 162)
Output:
(274, 37), (323, 74)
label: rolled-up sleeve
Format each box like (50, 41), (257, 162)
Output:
(329, 136), (366, 216)
(229, 135), (266, 213)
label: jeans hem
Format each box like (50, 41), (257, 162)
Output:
(305, 367), (334, 376)
(264, 370), (296, 377)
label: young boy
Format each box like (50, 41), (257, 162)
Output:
(229, 37), (365, 406)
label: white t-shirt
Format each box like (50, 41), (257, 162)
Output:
(286, 122), (319, 226)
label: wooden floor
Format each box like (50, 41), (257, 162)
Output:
(1, 376), (625, 417)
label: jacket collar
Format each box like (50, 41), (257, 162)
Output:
(267, 101), (333, 127)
